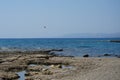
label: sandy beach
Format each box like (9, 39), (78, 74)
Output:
(0, 51), (120, 80)
(58, 58), (120, 80)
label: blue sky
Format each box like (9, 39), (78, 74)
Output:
(0, 0), (120, 38)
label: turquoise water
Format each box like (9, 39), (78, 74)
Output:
(0, 38), (120, 56)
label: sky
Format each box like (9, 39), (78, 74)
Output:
(0, 0), (120, 38)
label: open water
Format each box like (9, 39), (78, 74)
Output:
(0, 38), (120, 57)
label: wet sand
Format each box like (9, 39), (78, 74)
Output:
(0, 51), (120, 80)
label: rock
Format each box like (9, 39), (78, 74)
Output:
(26, 72), (39, 76)
(0, 60), (4, 63)
(49, 52), (58, 56)
(50, 65), (55, 68)
(117, 56), (120, 58)
(42, 69), (53, 75)
(27, 66), (43, 72)
(104, 54), (111, 56)
(42, 68), (48, 71)
(56, 64), (62, 68)
(35, 55), (50, 59)
(98, 55), (101, 57)
(110, 40), (120, 43)
(0, 72), (19, 80)
(25, 72), (30, 76)
(0, 64), (27, 72)
(51, 49), (63, 51)
(115, 55), (120, 58)
(50, 64), (62, 68)
(83, 54), (89, 57)
(25, 78), (34, 80)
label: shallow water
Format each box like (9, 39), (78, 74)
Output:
(0, 38), (120, 56)
(17, 71), (26, 80)
(29, 64), (37, 66)
(17, 64), (74, 80)
(62, 65), (73, 69)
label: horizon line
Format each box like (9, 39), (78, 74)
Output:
(0, 37), (120, 39)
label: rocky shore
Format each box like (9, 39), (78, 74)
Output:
(0, 50), (120, 80)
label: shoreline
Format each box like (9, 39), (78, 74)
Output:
(0, 49), (119, 58)
(0, 50), (120, 80)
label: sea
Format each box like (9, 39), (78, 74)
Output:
(0, 38), (120, 57)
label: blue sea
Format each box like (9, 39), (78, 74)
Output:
(0, 38), (120, 57)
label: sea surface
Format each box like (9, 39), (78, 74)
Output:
(0, 38), (120, 57)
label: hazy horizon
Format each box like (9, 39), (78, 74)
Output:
(0, 0), (120, 38)
(0, 32), (120, 38)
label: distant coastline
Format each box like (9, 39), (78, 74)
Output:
(61, 33), (120, 38)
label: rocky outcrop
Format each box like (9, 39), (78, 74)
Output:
(0, 72), (19, 80)
(27, 65), (43, 72)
